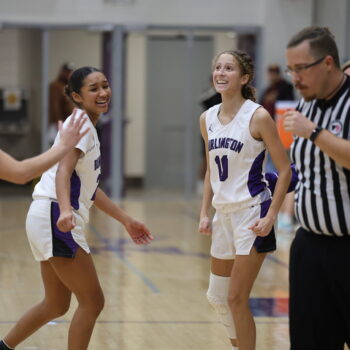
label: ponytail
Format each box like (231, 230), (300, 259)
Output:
(242, 84), (256, 102)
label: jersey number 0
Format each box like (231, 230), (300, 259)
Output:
(215, 155), (228, 181)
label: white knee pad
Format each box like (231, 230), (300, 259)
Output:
(206, 273), (236, 339)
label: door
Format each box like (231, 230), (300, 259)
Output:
(146, 35), (213, 190)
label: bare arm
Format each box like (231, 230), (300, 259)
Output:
(249, 107), (292, 236)
(284, 109), (350, 169)
(94, 188), (153, 245)
(198, 112), (213, 235)
(55, 148), (81, 232)
(0, 110), (88, 184)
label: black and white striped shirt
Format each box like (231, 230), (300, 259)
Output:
(291, 75), (350, 236)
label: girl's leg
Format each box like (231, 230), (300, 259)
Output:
(228, 248), (266, 350)
(210, 257), (238, 348)
(3, 261), (72, 348)
(49, 248), (104, 350)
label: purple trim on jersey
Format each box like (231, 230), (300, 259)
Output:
(50, 202), (78, 258)
(289, 164), (299, 192)
(91, 173), (100, 201)
(265, 164), (299, 194)
(265, 171), (279, 194)
(248, 150), (266, 197)
(70, 170), (81, 210)
(253, 199), (276, 253)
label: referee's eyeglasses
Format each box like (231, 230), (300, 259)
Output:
(285, 56), (326, 76)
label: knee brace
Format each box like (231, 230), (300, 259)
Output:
(206, 273), (236, 339)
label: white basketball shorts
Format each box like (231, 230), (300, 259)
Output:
(26, 199), (90, 261)
(210, 199), (276, 259)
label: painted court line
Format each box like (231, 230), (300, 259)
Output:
(88, 224), (160, 294)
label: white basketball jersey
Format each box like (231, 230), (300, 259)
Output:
(33, 110), (101, 222)
(206, 99), (270, 210)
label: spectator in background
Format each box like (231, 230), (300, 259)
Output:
(48, 62), (75, 143)
(259, 64), (295, 119)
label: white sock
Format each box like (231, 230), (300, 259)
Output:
(232, 346), (238, 350)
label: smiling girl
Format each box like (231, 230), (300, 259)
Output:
(199, 51), (291, 350)
(0, 67), (153, 350)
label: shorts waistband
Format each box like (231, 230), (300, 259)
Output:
(33, 196), (58, 203)
(213, 189), (271, 214)
(215, 200), (265, 213)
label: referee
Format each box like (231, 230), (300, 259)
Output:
(283, 26), (350, 350)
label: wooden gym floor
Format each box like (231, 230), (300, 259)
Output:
(0, 189), (336, 349)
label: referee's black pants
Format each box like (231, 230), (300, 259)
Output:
(289, 227), (350, 350)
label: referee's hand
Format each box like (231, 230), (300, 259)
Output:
(283, 110), (315, 139)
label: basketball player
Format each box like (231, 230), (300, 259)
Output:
(0, 110), (88, 184)
(199, 50), (292, 350)
(0, 67), (153, 350)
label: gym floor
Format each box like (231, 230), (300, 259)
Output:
(0, 189), (330, 349)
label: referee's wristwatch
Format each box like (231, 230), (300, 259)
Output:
(309, 126), (323, 142)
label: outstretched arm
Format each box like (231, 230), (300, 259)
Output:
(94, 188), (154, 245)
(0, 110), (89, 184)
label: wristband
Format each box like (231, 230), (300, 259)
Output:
(309, 126), (323, 142)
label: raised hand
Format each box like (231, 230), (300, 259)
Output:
(58, 109), (90, 149)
